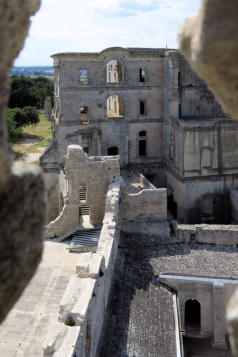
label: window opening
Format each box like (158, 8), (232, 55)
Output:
(139, 67), (145, 82)
(179, 103), (182, 117)
(139, 140), (146, 156)
(80, 106), (88, 124)
(139, 131), (146, 137)
(107, 147), (119, 156)
(79, 69), (88, 85)
(140, 101), (145, 115)
(178, 72), (181, 87)
(107, 95), (123, 118)
(185, 299), (201, 332)
(107, 60), (123, 83)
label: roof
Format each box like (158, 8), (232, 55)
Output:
(51, 47), (177, 59)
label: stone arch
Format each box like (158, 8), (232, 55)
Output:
(184, 299), (201, 332)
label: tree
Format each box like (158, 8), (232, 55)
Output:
(4, 108), (23, 142)
(8, 76), (54, 109)
(4, 107), (40, 141)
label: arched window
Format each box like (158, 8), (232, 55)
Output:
(139, 131), (146, 137)
(106, 60), (123, 83)
(107, 147), (119, 156)
(185, 299), (201, 332)
(107, 95), (123, 118)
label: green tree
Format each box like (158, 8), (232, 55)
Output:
(4, 107), (40, 141)
(9, 76), (54, 109)
(4, 108), (23, 142)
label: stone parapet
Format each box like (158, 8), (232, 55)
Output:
(43, 179), (121, 357)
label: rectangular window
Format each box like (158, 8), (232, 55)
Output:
(139, 140), (146, 156)
(140, 101), (145, 115)
(139, 67), (145, 82)
(80, 106), (88, 124)
(80, 69), (88, 85)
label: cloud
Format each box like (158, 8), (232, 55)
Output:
(90, 0), (158, 17)
(14, 0), (201, 65)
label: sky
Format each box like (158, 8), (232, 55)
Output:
(15, 0), (201, 66)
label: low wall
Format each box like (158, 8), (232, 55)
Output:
(45, 202), (79, 238)
(43, 179), (121, 357)
(175, 223), (238, 245)
(120, 188), (167, 221)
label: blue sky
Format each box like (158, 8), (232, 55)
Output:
(15, 0), (201, 66)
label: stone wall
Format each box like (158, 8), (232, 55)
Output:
(120, 188), (167, 221)
(45, 145), (120, 237)
(43, 179), (121, 357)
(175, 223), (238, 246)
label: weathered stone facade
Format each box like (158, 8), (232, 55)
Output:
(41, 47), (238, 225)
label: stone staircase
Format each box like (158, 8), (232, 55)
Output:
(69, 229), (101, 252)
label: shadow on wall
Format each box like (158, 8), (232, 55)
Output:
(187, 192), (231, 224)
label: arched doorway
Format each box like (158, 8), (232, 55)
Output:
(107, 147), (119, 156)
(185, 299), (201, 332)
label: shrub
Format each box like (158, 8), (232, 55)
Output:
(65, 316), (75, 327)
(4, 108), (23, 142)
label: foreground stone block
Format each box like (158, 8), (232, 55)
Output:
(178, 0), (238, 119)
(0, 0), (45, 324)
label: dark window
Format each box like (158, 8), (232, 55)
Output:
(185, 299), (201, 332)
(107, 147), (119, 156)
(140, 101), (145, 115)
(179, 103), (182, 117)
(178, 72), (181, 87)
(139, 67), (145, 82)
(139, 140), (146, 156)
(83, 147), (88, 154)
(139, 131), (146, 137)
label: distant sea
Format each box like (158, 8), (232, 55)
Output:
(10, 66), (54, 78)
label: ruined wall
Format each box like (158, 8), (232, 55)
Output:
(120, 187), (170, 235)
(50, 48), (165, 167)
(43, 180), (121, 357)
(45, 145), (120, 237)
(120, 188), (167, 221)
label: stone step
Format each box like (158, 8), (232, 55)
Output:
(69, 229), (101, 252)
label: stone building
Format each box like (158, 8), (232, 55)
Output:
(40, 46), (238, 224)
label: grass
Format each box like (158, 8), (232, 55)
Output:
(12, 110), (52, 159)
